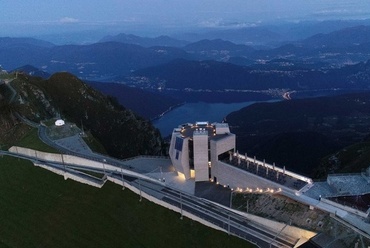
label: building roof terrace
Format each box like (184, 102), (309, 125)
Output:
(177, 122), (227, 140)
(223, 154), (310, 192)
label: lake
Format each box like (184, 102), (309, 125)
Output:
(153, 101), (260, 137)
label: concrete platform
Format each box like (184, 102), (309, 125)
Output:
(195, 181), (231, 206)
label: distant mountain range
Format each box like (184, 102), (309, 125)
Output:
(298, 25), (370, 48)
(0, 40), (190, 80)
(183, 39), (254, 61)
(176, 19), (370, 46)
(0, 37), (54, 48)
(1, 24), (370, 94)
(129, 58), (370, 92)
(99, 33), (189, 47)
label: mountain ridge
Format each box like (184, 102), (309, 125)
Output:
(130, 58), (370, 92)
(99, 33), (189, 47)
(226, 92), (370, 177)
(1, 72), (163, 158)
(2, 24), (370, 81)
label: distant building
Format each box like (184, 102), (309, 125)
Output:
(169, 121), (235, 181)
(55, 119), (65, 126)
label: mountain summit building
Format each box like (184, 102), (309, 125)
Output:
(169, 121), (313, 197)
(169, 122), (235, 181)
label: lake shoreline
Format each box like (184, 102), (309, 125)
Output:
(153, 101), (269, 137)
(150, 102), (186, 122)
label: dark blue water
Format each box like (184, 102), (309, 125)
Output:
(153, 101), (258, 137)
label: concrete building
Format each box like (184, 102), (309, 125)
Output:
(169, 121), (313, 196)
(168, 121), (370, 222)
(169, 122), (235, 182)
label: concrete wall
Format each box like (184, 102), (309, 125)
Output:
(212, 160), (295, 194)
(34, 163), (65, 176)
(180, 138), (190, 179)
(169, 134), (191, 179)
(11, 147), (64, 162)
(210, 134), (235, 178)
(34, 163), (104, 188)
(63, 172), (104, 188)
(215, 123), (230, 134)
(9, 146), (163, 185)
(211, 134), (235, 158)
(239, 154), (312, 184)
(193, 131), (209, 181)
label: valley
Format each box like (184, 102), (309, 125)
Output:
(2, 13), (370, 248)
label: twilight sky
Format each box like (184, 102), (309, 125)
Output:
(0, 0), (369, 36)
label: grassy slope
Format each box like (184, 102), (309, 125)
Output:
(0, 156), (254, 248)
(14, 128), (58, 153)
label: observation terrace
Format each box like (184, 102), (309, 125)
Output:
(223, 153), (312, 192)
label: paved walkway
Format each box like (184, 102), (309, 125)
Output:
(40, 128), (370, 238)
(146, 171), (196, 195)
(51, 134), (234, 202)
(55, 134), (93, 156)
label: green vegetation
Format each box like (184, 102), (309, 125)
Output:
(232, 193), (259, 209)
(42, 119), (57, 126)
(15, 128), (58, 153)
(0, 114), (58, 153)
(0, 84), (13, 101)
(315, 141), (370, 178)
(227, 92), (370, 177)
(21, 72), (162, 159)
(82, 130), (108, 155)
(0, 73), (14, 80)
(281, 202), (303, 213)
(0, 156), (255, 248)
(74, 168), (105, 179)
(0, 123), (32, 150)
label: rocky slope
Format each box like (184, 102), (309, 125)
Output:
(2, 72), (163, 158)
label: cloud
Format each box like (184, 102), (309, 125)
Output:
(313, 9), (350, 15)
(59, 17), (79, 24)
(198, 19), (259, 29)
(312, 9), (370, 17)
(198, 19), (223, 28)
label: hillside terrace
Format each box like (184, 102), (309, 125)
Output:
(327, 174), (370, 195)
(305, 173), (370, 198)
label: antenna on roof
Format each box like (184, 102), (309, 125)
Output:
(81, 119), (85, 136)
(56, 109), (61, 119)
